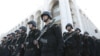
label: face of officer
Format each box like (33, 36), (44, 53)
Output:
(28, 24), (33, 29)
(19, 29), (25, 33)
(19, 29), (22, 33)
(84, 34), (89, 37)
(28, 24), (36, 30)
(7, 35), (10, 38)
(42, 15), (49, 22)
(9, 35), (13, 39)
(66, 26), (72, 32)
(76, 30), (80, 34)
(15, 32), (18, 35)
(3, 37), (7, 41)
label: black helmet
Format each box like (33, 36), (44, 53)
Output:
(15, 30), (20, 34)
(66, 23), (73, 29)
(3, 37), (7, 39)
(28, 20), (36, 27)
(7, 34), (10, 36)
(41, 11), (52, 20)
(19, 26), (27, 32)
(75, 28), (81, 32)
(84, 31), (89, 35)
(10, 33), (15, 37)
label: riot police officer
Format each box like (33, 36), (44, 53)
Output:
(40, 11), (64, 56)
(75, 28), (83, 56)
(86, 33), (96, 56)
(7, 33), (16, 56)
(81, 32), (90, 56)
(24, 20), (40, 56)
(19, 26), (27, 56)
(63, 24), (82, 56)
(12, 30), (21, 56)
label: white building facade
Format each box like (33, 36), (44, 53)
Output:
(1, 0), (100, 39)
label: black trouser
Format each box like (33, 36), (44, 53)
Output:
(1, 47), (11, 56)
(19, 48), (25, 56)
(41, 51), (56, 56)
(41, 48), (56, 56)
(64, 49), (81, 56)
(24, 48), (35, 56)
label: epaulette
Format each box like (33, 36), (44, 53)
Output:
(35, 32), (38, 36)
(53, 24), (59, 27)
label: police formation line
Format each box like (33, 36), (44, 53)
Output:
(0, 11), (100, 56)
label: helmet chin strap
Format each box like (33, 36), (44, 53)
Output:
(30, 26), (36, 30)
(43, 18), (49, 22)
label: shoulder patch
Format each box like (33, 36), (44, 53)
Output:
(35, 32), (39, 36)
(53, 24), (59, 27)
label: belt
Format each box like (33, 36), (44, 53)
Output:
(16, 44), (19, 47)
(26, 48), (34, 50)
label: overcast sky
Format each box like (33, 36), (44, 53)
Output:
(0, 0), (45, 36)
(0, 0), (100, 37)
(76, 0), (100, 30)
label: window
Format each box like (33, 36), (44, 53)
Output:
(25, 19), (28, 27)
(52, 2), (61, 23)
(95, 29), (98, 33)
(37, 16), (41, 29)
(30, 15), (34, 20)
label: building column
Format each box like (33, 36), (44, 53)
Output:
(44, 0), (50, 11)
(59, 0), (73, 33)
(72, 0), (84, 33)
